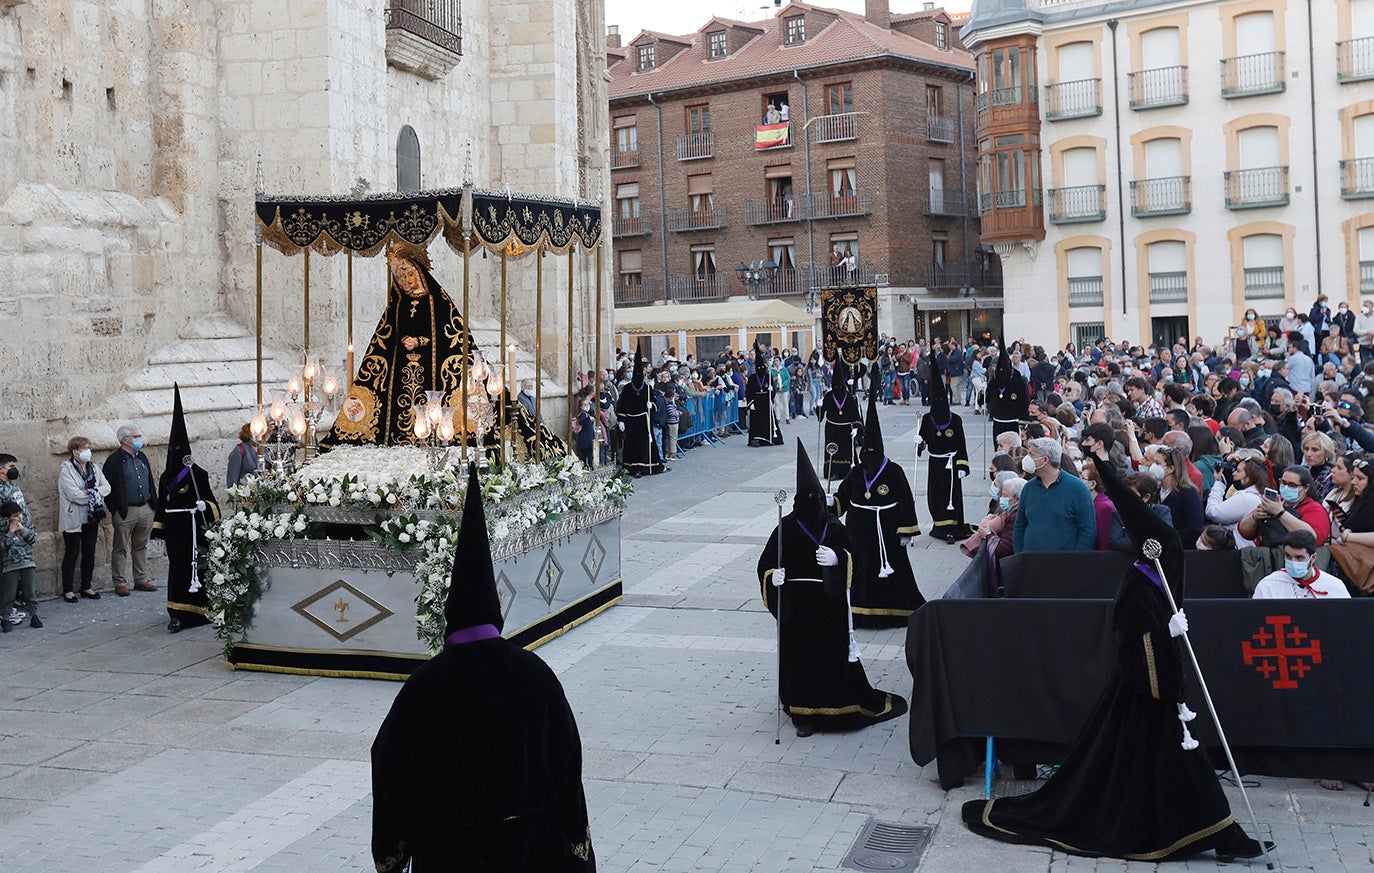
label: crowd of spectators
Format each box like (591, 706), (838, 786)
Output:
(963, 299), (1374, 609)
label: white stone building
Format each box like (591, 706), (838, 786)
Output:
(0, 0), (609, 587)
(960, 0), (1374, 351)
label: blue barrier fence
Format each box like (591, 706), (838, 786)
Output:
(676, 391), (741, 449)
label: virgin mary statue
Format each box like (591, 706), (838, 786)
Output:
(323, 241), (564, 456)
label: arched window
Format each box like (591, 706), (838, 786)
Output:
(397, 125), (421, 192)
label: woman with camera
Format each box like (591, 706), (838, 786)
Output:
(1205, 456), (1266, 547)
(57, 435), (111, 602)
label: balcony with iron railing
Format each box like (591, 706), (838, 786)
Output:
(810, 262), (878, 289)
(927, 260), (1004, 291)
(676, 132), (714, 161)
(1047, 184), (1106, 224)
(1067, 275), (1104, 307)
(744, 198), (801, 225)
(813, 113), (858, 143)
(979, 188), (1040, 212)
(669, 274), (730, 301)
(1221, 51), (1285, 98)
(611, 148), (640, 169)
(612, 213), (652, 237)
(926, 187), (971, 218)
(1148, 271), (1189, 304)
(384, 0), (463, 79)
(1243, 266), (1285, 299)
(1044, 78), (1102, 120)
(1224, 166), (1289, 209)
(1131, 176), (1191, 217)
(614, 277), (662, 307)
(751, 268), (807, 298)
(1341, 157), (1374, 199)
(1338, 36), (1374, 82)
(1362, 260), (1374, 294)
(926, 115), (956, 143)
(1129, 66), (1188, 109)
(806, 190), (873, 219)
(666, 205), (727, 232)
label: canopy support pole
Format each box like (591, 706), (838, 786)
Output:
(594, 243), (603, 468)
(567, 249), (575, 453)
(462, 233), (471, 461)
(535, 246), (544, 458)
(255, 240), (263, 406)
(346, 250), (354, 390)
(500, 250), (508, 467)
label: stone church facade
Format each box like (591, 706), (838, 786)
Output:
(0, 0), (610, 587)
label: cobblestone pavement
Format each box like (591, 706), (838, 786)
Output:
(1, 400), (1370, 872)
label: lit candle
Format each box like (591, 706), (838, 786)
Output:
(250, 407), (268, 441)
(290, 410), (307, 438)
(287, 372), (303, 398)
(322, 370), (339, 399)
(414, 414), (431, 440)
(270, 394), (287, 424)
(302, 355), (319, 383)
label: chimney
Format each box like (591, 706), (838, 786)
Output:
(606, 24), (621, 49)
(923, 1), (935, 9)
(866, 0), (890, 29)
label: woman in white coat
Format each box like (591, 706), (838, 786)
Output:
(57, 436), (111, 602)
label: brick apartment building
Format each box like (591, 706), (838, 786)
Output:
(607, 0), (1003, 360)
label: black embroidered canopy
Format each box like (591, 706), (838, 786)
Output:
(255, 186), (602, 258)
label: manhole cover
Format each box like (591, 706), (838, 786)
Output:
(841, 820), (931, 872)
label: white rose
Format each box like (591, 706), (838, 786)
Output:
(286, 492), (298, 502)
(329, 496), (341, 506)
(247, 530), (261, 541)
(293, 518), (306, 532)
(212, 573), (227, 585)
(213, 547), (225, 559)
(386, 493), (397, 504)
(274, 525), (287, 538)
(399, 532), (411, 543)
(369, 493), (382, 505)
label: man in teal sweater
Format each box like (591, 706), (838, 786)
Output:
(1013, 437), (1096, 553)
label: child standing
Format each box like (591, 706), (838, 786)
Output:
(0, 500), (40, 631)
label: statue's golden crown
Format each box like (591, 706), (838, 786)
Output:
(385, 240), (433, 272)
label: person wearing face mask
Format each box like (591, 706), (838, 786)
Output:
(1156, 446), (1205, 549)
(1205, 457), (1266, 547)
(1278, 306), (1302, 338)
(1309, 294), (1332, 337)
(1253, 530), (1346, 599)
(0, 454), (32, 544)
(1012, 438), (1096, 553)
(103, 422), (159, 596)
(58, 436), (111, 602)
(1237, 464), (1331, 551)
(516, 378), (536, 416)
(1357, 302), (1374, 364)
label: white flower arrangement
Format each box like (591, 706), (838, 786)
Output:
(208, 450), (632, 654)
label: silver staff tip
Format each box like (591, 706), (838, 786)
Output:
(1142, 539), (1162, 560)
(774, 489), (788, 505)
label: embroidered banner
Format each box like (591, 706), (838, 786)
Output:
(820, 286), (878, 366)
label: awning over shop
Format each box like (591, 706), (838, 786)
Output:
(914, 296), (1004, 311)
(614, 299), (815, 334)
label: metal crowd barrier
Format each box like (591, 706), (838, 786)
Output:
(676, 390), (740, 450)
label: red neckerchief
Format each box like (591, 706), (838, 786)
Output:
(1292, 567), (1328, 597)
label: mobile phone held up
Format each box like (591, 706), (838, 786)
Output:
(1263, 488), (1280, 503)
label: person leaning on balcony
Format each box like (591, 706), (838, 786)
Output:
(765, 103), (781, 125)
(829, 245), (844, 283)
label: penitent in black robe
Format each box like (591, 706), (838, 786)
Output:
(917, 413), (972, 539)
(757, 513), (905, 728)
(153, 464), (220, 629)
(835, 460), (924, 628)
(372, 637), (595, 872)
(615, 380), (663, 475)
(961, 566), (1250, 861)
(986, 373), (1031, 440)
(746, 371), (784, 446)
(818, 390), (862, 478)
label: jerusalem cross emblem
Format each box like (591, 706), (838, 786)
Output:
(1240, 615), (1322, 690)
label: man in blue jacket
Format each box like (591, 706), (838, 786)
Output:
(1013, 437), (1096, 553)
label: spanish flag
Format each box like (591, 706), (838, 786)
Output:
(754, 122), (790, 150)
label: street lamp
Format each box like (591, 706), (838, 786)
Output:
(736, 259), (778, 298)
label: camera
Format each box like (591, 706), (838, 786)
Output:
(1215, 461), (1237, 485)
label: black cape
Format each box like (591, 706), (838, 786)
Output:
(961, 565), (1251, 861)
(371, 638), (595, 872)
(153, 463), (219, 628)
(835, 460), (924, 627)
(917, 413), (972, 539)
(757, 512), (906, 728)
(987, 361), (1031, 438)
(818, 389), (862, 478)
(746, 371), (784, 446)
(615, 380), (664, 474)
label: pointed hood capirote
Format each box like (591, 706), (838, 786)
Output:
(754, 342), (768, 376)
(995, 334), (1012, 385)
(831, 357), (851, 397)
(165, 383), (192, 476)
(794, 439), (827, 525)
(860, 363), (885, 474)
(1089, 454), (1185, 603)
(632, 343), (646, 387)
(928, 352), (950, 419)
(444, 463), (505, 635)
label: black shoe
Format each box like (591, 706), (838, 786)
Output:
(29, 617), (42, 629)
(0, 617), (10, 633)
(944, 533), (957, 544)
(794, 722), (814, 738)
(63, 593), (78, 603)
(1216, 830), (1274, 862)
(167, 618), (182, 633)
(80, 589), (100, 600)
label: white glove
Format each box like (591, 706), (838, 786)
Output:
(618, 422), (625, 431)
(1168, 610), (1189, 638)
(194, 500), (207, 512)
(815, 545), (839, 567)
(899, 536), (912, 546)
(957, 470), (967, 479)
(772, 568), (785, 587)
(825, 494), (835, 507)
